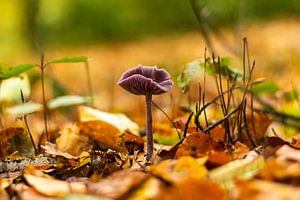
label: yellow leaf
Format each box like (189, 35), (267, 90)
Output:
(149, 156), (207, 183)
(78, 106), (139, 135)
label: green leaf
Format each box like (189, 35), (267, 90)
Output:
(283, 90), (300, 102)
(177, 57), (242, 93)
(177, 60), (204, 93)
(48, 95), (90, 110)
(0, 64), (36, 80)
(252, 81), (279, 95)
(48, 56), (88, 64)
(5, 102), (42, 116)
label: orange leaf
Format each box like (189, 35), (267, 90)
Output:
(175, 133), (224, 159)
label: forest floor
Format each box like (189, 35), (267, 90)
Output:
(1, 18), (300, 199)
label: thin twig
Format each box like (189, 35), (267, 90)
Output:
(242, 99), (257, 147)
(203, 103), (243, 134)
(152, 101), (181, 139)
(183, 112), (194, 138)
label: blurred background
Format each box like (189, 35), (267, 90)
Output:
(1, 0), (300, 114)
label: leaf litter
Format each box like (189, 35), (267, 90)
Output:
(1, 49), (300, 200)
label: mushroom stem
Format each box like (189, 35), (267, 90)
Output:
(145, 92), (153, 161)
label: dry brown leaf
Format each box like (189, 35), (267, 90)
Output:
(175, 133), (224, 159)
(0, 178), (13, 200)
(41, 142), (79, 159)
(149, 156), (207, 183)
(233, 180), (300, 200)
(244, 111), (272, 146)
(207, 151), (232, 168)
(0, 127), (35, 157)
(77, 120), (126, 152)
(291, 134), (300, 148)
(276, 145), (300, 163)
(156, 177), (227, 200)
(124, 131), (144, 152)
(233, 142), (250, 159)
(210, 126), (226, 142)
(23, 166), (86, 197)
(14, 183), (61, 200)
(87, 169), (149, 199)
(260, 158), (300, 181)
(55, 125), (91, 156)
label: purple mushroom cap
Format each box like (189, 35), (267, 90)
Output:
(118, 65), (173, 95)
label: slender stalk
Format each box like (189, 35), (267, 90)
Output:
(145, 92), (153, 162)
(40, 53), (49, 141)
(242, 100), (257, 147)
(85, 61), (94, 107)
(20, 89), (38, 155)
(0, 79), (3, 128)
(203, 48), (209, 133)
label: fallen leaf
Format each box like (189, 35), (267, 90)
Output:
(41, 142), (80, 159)
(149, 156), (207, 183)
(208, 151), (265, 189)
(55, 125), (92, 156)
(0, 178), (13, 200)
(0, 127), (35, 157)
(77, 121), (126, 152)
(87, 169), (149, 199)
(64, 194), (102, 200)
(13, 183), (61, 200)
(78, 106), (139, 135)
(156, 177), (227, 200)
(23, 166), (86, 197)
(233, 180), (300, 200)
(233, 142), (250, 159)
(124, 131), (144, 153)
(153, 123), (181, 145)
(276, 145), (300, 163)
(175, 133), (224, 159)
(244, 111), (272, 146)
(209, 126), (226, 142)
(207, 151), (232, 168)
(291, 134), (300, 148)
(128, 177), (162, 200)
(260, 158), (300, 182)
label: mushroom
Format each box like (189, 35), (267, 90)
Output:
(118, 65), (173, 162)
